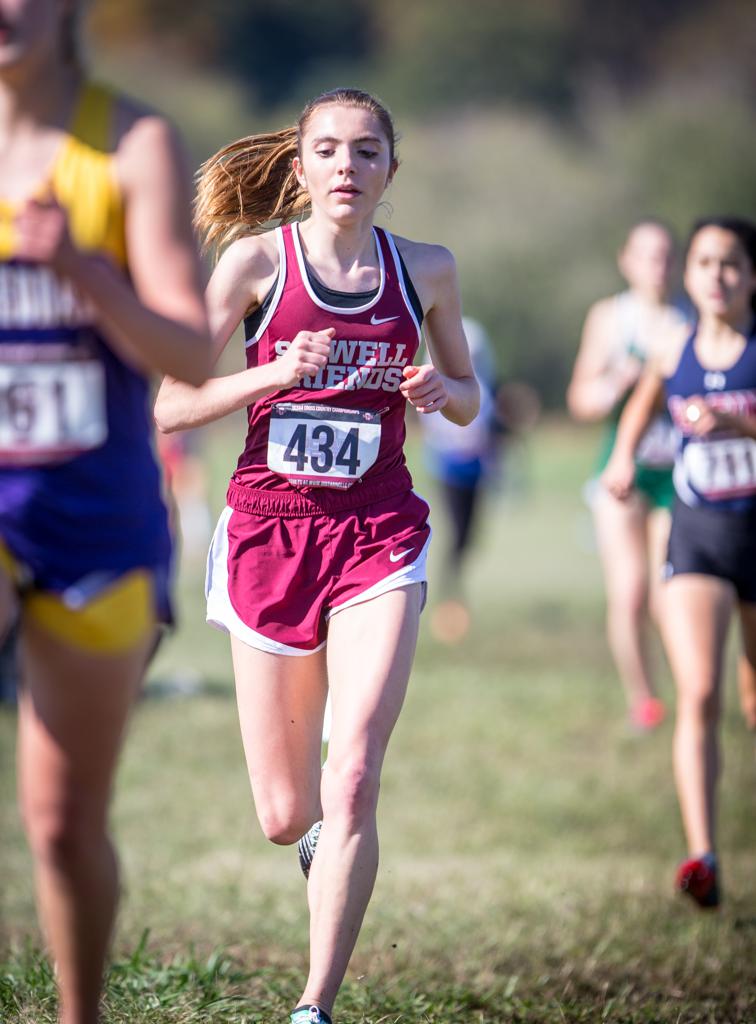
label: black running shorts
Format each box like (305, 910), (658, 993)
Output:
(664, 498), (756, 603)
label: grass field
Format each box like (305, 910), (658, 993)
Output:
(1, 420), (754, 1023)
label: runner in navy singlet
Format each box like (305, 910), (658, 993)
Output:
(155, 89), (479, 1024)
(603, 216), (756, 910)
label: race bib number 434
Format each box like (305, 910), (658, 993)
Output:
(0, 359), (107, 465)
(268, 403), (382, 489)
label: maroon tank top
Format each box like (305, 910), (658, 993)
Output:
(227, 222), (422, 514)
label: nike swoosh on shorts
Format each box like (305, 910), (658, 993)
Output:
(389, 548), (414, 562)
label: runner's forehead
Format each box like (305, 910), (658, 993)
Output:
(688, 227), (750, 263)
(625, 225), (672, 255)
(302, 106), (390, 146)
(309, 133), (386, 148)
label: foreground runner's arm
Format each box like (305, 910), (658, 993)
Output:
(603, 321), (691, 499)
(14, 107), (211, 387)
(398, 239), (479, 425)
(155, 235), (333, 432)
(601, 366), (666, 501)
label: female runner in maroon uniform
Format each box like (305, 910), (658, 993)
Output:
(155, 89), (478, 1024)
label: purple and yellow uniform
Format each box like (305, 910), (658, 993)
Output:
(0, 83), (172, 652)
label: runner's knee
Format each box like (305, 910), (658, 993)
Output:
(321, 756), (381, 827)
(256, 793), (316, 845)
(676, 685), (720, 723)
(21, 794), (106, 870)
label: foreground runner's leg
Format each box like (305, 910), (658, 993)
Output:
(660, 574), (732, 906)
(296, 583), (423, 1017)
(231, 637), (327, 846)
(17, 618), (153, 1024)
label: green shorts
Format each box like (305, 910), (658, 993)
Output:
(633, 464), (675, 510)
(596, 423), (675, 511)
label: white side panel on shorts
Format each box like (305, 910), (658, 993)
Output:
(205, 506), (325, 656)
(384, 230), (422, 342)
(326, 527), (432, 619)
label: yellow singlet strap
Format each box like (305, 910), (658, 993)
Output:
(52, 82), (127, 267)
(69, 81), (113, 151)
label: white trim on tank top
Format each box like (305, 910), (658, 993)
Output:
(245, 227), (288, 349)
(291, 220), (386, 314)
(384, 230), (422, 342)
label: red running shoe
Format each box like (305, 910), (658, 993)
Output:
(675, 855), (720, 909)
(631, 697), (666, 731)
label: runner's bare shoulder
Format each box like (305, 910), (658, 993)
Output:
(649, 318), (690, 379)
(392, 235), (457, 314)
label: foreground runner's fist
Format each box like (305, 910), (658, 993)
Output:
(276, 328), (335, 388)
(400, 363), (449, 413)
(14, 196), (80, 275)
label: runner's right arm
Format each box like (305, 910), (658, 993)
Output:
(154, 236), (332, 432)
(601, 367), (665, 500)
(566, 300), (641, 421)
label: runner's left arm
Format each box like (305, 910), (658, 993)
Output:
(399, 242), (479, 425)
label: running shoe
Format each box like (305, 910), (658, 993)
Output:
(675, 854), (720, 909)
(290, 1004), (332, 1024)
(630, 697), (666, 731)
(297, 820), (322, 879)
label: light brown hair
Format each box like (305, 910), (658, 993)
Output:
(194, 88), (397, 253)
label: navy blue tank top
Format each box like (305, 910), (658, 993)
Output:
(665, 328), (756, 513)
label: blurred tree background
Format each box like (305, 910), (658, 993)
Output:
(87, 0), (756, 405)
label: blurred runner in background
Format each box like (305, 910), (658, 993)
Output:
(603, 215), (756, 908)
(567, 220), (688, 730)
(420, 317), (505, 643)
(156, 428), (212, 562)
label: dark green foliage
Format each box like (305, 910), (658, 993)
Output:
(89, 0), (756, 116)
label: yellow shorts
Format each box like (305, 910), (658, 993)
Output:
(0, 542), (157, 655)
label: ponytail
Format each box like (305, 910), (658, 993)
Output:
(194, 127), (310, 253)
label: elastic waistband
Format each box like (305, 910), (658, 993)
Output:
(673, 495), (756, 534)
(226, 465), (414, 517)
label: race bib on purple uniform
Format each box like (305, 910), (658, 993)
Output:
(0, 357), (107, 465)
